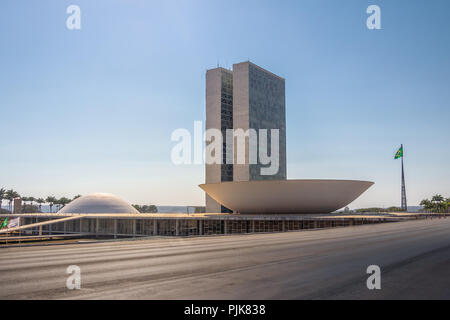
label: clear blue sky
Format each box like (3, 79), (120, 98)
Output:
(0, 0), (449, 208)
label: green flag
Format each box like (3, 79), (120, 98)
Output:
(394, 146), (403, 159)
(0, 218), (7, 229)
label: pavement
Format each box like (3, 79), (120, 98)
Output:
(1, 217), (450, 299)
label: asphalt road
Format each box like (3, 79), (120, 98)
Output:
(1, 218), (450, 299)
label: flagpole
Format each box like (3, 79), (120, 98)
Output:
(401, 144), (407, 211)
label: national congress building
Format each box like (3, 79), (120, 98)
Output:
(1, 61), (376, 240)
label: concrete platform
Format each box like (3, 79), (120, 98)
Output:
(0, 212), (447, 239)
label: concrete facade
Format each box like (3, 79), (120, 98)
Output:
(205, 67), (233, 213)
(232, 62), (251, 182)
(233, 61), (286, 181)
(13, 198), (22, 214)
(2, 213), (405, 240)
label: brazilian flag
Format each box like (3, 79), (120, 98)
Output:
(0, 218), (7, 229)
(394, 146), (403, 159)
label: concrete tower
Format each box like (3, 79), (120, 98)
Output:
(205, 67), (233, 213)
(233, 61), (286, 182)
(205, 61), (286, 213)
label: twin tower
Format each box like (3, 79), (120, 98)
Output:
(205, 61), (287, 212)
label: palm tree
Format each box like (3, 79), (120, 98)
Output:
(21, 196), (29, 213)
(22, 196), (30, 205)
(36, 198), (45, 212)
(58, 197), (71, 211)
(46, 196), (57, 213)
(420, 199), (433, 212)
(22, 196), (37, 212)
(53, 198), (61, 212)
(431, 194), (445, 213)
(5, 190), (13, 212)
(5, 189), (19, 212)
(432, 194), (444, 203)
(0, 188), (5, 212)
(29, 196), (35, 207)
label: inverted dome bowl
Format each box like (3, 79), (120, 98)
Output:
(58, 193), (139, 214)
(199, 179), (374, 214)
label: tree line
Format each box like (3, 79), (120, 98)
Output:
(420, 195), (450, 213)
(0, 188), (159, 214)
(355, 194), (449, 214)
(0, 187), (81, 213)
(355, 206), (404, 213)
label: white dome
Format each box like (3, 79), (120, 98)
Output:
(58, 193), (139, 214)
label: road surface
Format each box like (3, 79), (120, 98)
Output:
(1, 218), (450, 299)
